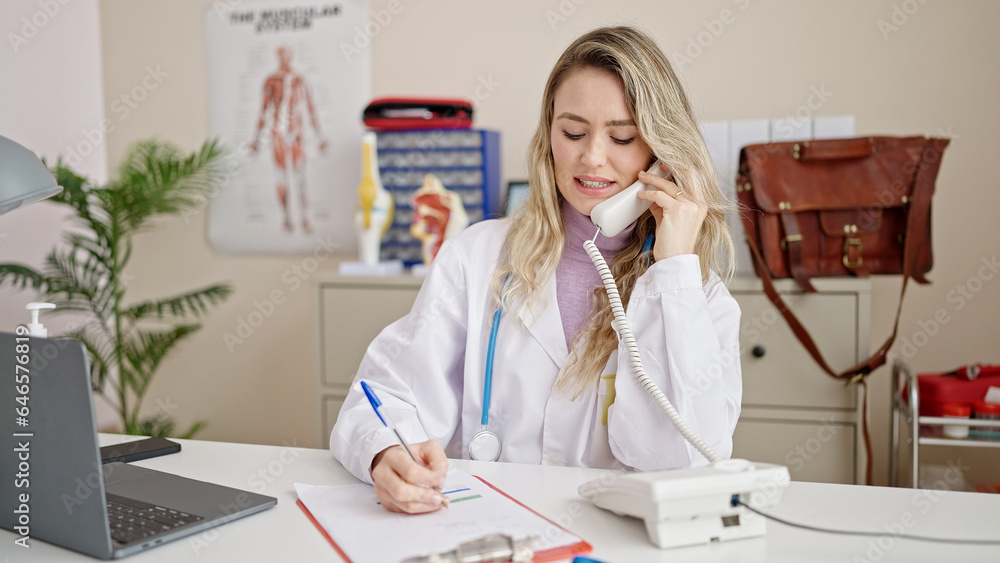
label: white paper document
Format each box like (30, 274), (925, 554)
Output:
(295, 469), (584, 563)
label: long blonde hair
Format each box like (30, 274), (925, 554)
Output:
(493, 26), (735, 397)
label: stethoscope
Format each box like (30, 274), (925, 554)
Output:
(468, 234), (655, 462)
(468, 301), (505, 461)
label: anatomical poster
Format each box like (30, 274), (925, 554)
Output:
(205, 0), (370, 253)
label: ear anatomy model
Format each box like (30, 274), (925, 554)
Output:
(353, 133), (394, 265)
(411, 173), (469, 265)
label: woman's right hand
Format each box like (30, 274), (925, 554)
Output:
(371, 440), (450, 513)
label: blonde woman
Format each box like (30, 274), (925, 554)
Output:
(332, 26), (741, 514)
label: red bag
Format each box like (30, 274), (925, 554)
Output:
(362, 98), (473, 130)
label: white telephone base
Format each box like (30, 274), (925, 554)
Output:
(578, 459), (790, 549)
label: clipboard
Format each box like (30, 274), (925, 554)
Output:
(296, 473), (592, 562)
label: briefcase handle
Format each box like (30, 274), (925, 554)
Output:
(793, 137), (876, 161)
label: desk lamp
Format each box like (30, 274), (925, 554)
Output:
(0, 134), (63, 214)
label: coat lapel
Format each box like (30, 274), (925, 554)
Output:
(522, 272), (568, 367)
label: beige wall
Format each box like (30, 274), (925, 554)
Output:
(96, 0), (999, 485)
(0, 0), (119, 427)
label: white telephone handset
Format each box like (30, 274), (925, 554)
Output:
(589, 161), (668, 237)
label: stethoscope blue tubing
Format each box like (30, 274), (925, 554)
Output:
(480, 233), (654, 428)
(482, 305), (503, 426)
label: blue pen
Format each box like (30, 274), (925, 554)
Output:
(360, 380), (448, 508)
(360, 380), (420, 464)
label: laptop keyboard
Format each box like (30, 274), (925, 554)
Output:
(106, 493), (204, 545)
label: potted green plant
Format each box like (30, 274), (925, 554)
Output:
(0, 138), (232, 438)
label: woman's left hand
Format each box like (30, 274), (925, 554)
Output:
(635, 163), (708, 261)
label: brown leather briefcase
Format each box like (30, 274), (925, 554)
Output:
(737, 136), (950, 484)
(737, 136), (948, 292)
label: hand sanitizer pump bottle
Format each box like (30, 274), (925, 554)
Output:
(25, 302), (56, 338)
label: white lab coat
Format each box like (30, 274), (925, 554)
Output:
(331, 218), (742, 483)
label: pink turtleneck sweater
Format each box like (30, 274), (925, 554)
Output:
(555, 199), (636, 352)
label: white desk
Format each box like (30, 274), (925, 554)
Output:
(4, 435), (999, 562)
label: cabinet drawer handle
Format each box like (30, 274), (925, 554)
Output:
(751, 345), (766, 358)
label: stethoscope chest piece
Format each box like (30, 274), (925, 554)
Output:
(469, 429), (502, 461)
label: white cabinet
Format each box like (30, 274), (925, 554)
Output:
(316, 274), (870, 484)
(316, 274), (423, 447)
(728, 278), (870, 485)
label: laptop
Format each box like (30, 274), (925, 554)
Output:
(0, 332), (276, 558)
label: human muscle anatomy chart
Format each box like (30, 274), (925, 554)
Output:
(205, 0), (370, 253)
(250, 46), (328, 233)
